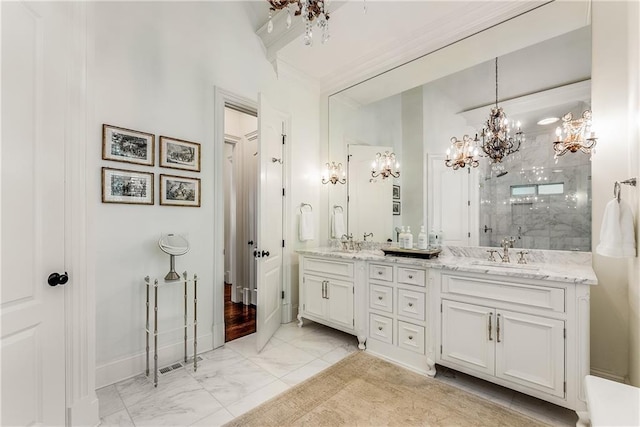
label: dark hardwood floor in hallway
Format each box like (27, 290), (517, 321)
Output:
(225, 283), (256, 342)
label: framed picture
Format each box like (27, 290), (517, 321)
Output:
(160, 174), (201, 207)
(102, 167), (154, 205)
(159, 136), (201, 172)
(102, 124), (155, 166)
(393, 201), (401, 215)
(393, 185), (401, 200)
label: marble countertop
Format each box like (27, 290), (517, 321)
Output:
(296, 247), (598, 285)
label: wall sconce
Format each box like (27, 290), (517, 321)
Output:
(322, 161), (346, 185)
(445, 135), (480, 170)
(371, 151), (400, 179)
(553, 110), (597, 160)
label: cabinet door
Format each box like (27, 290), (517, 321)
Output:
(495, 310), (565, 398)
(302, 275), (325, 318)
(441, 300), (495, 376)
(326, 279), (354, 329)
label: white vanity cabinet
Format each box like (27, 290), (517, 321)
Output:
(297, 255), (367, 349)
(366, 262), (435, 376)
(435, 270), (591, 414)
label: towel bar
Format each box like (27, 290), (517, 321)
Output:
(614, 178), (637, 203)
(299, 203), (312, 214)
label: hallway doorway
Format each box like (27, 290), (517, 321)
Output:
(223, 104), (258, 342)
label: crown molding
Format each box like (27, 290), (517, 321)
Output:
(274, 58), (321, 94)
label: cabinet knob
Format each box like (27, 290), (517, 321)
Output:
(378, 326), (383, 331)
(378, 271), (383, 275)
(408, 275), (414, 279)
(408, 302), (413, 307)
(378, 296), (383, 300)
(408, 335), (413, 340)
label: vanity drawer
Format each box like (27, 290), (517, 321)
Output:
(370, 284), (393, 313)
(369, 314), (393, 344)
(369, 264), (393, 282)
(441, 274), (565, 313)
(398, 267), (425, 287)
(397, 289), (425, 321)
(398, 321), (425, 354)
(303, 257), (354, 278)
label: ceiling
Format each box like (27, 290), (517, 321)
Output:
(248, 1), (547, 92)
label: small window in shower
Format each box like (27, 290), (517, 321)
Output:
(538, 183), (564, 195)
(511, 185), (536, 197)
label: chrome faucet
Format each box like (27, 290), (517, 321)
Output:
(341, 233), (354, 251)
(363, 232), (373, 242)
(498, 237), (516, 263)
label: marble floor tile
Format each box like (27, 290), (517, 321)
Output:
(190, 407), (235, 427)
(321, 343), (358, 364)
(281, 358), (331, 386)
(193, 358), (280, 406)
(225, 379), (290, 417)
(272, 319), (320, 342)
(288, 327), (357, 358)
(224, 332), (285, 359)
(511, 391), (577, 426)
(99, 408), (134, 427)
(248, 341), (317, 378)
(127, 386), (223, 427)
(96, 384), (125, 418)
(201, 345), (245, 369)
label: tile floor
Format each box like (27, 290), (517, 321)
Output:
(97, 321), (576, 426)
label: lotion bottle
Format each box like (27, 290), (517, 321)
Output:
(399, 226), (406, 248)
(428, 229), (436, 247)
(406, 226), (414, 249)
(417, 226), (428, 250)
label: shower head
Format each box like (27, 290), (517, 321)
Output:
(496, 171), (508, 178)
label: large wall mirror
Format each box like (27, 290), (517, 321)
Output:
(327, 1), (592, 251)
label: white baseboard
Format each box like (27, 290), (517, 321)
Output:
(590, 367), (628, 384)
(68, 394), (100, 427)
(95, 333), (213, 389)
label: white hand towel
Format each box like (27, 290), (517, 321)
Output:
(332, 211), (346, 238)
(596, 198), (636, 258)
(299, 211), (314, 242)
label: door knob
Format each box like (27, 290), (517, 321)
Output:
(48, 272), (69, 287)
(248, 240), (254, 245)
(261, 250), (270, 257)
(253, 250), (261, 258)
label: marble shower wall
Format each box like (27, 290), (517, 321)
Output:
(479, 131), (592, 251)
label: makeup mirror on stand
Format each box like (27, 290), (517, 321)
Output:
(158, 233), (190, 281)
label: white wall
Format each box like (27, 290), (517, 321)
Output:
(91, 2), (320, 387)
(590, 0), (638, 383)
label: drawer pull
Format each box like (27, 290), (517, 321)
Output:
(378, 296), (383, 300)
(378, 326), (383, 331)
(497, 313), (501, 343)
(488, 312), (493, 341)
(408, 302), (413, 307)
(408, 335), (413, 340)
(378, 271), (383, 275)
(408, 274), (414, 279)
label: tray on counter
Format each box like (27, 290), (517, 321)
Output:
(381, 247), (442, 259)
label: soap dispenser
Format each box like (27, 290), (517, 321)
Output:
(428, 229), (436, 247)
(417, 226), (428, 250)
(406, 226), (414, 249)
(399, 226), (406, 248)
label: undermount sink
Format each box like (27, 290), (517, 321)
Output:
(470, 260), (539, 271)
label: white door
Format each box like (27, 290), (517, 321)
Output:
(427, 154), (479, 246)
(495, 310), (565, 398)
(325, 279), (354, 329)
(256, 95), (286, 351)
(441, 300), (495, 376)
(1, 1), (69, 424)
(347, 145), (393, 242)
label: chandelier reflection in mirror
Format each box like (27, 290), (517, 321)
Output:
(371, 151), (400, 179)
(553, 110), (597, 160)
(322, 161), (346, 184)
(480, 58), (524, 163)
(445, 135), (479, 170)
(267, 0), (330, 45)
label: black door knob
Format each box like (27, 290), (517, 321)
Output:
(48, 272), (69, 287)
(261, 250), (270, 257)
(248, 240), (254, 246)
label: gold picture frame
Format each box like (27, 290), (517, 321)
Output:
(102, 124), (155, 166)
(102, 167), (154, 205)
(159, 136), (201, 172)
(159, 174), (201, 207)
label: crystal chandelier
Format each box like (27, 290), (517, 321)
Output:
(553, 110), (597, 160)
(267, 0), (330, 46)
(371, 151), (400, 179)
(445, 135), (479, 170)
(322, 161), (346, 184)
(479, 58), (524, 163)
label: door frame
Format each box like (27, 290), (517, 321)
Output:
(213, 87), (292, 349)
